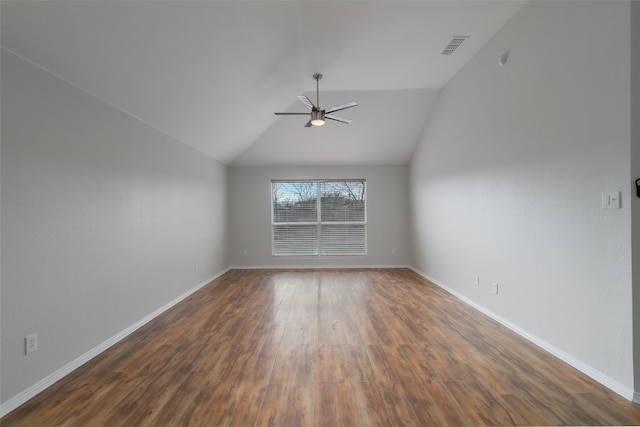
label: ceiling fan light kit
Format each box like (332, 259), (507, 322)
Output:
(274, 73), (357, 127)
(310, 110), (325, 126)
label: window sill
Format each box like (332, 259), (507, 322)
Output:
(271, 254), (368, 260)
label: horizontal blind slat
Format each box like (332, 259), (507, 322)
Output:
(273, 224), (319, 256)
(321, 224), (366, 255)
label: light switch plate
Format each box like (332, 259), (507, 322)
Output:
(602, 192), (621, 209)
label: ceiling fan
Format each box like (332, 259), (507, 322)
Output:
(274, 73), (358, 127)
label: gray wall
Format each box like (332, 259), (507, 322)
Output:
(631, 0), (640, 398)
(228, 165), (409, 267)
(1, 50), (229, 405)
(409, 1), (634, 396)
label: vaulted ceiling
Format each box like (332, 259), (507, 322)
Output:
(1, 1), (525, 166)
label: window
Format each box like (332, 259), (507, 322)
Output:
(272, 179), (366, 256)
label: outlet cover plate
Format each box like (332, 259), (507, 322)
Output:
(26, 333), (38, 354)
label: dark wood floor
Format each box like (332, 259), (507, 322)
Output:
(3, 268), (640, 426)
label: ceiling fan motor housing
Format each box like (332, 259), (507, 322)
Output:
(311, 109), (325, 126)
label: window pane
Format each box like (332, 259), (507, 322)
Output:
(320, 181), (365, 222)
(271, 179), (366, 257)
(273, 224), (319, 256)
(321, 224), (366, 255)
(272, 182), (317, 223)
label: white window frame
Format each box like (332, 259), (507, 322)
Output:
(271, 179), (367, 257)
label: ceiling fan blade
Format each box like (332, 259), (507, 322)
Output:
(304, 119), (312, 127)
(325, 114), (353, 124)
(274, 112), (309, 115)
(324, 101), (358, 114)
(298, 95), (316, 111)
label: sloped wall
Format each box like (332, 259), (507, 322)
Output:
(1, 50), (228, 407)
(409, 1), (633, 396)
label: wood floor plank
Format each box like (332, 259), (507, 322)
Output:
(290, 344), (316, 385)
(423, 380), (472, 426)
(317, 320), (348, 345)
(445, 379), (525, 426)
(283, 384), (314, 427)
(335, 382), (360, 427)
(364, 344), (421, 425)
(501, 393), (562, 426)
(348, 345), (376, 384)
(352, 381), (393, 427)
(331, 345), (356, 384)
(347, 305), (382, 345)
(270, 322), (301, 384)
(384, 344), (447, 425)
(2, 268), (639, 426)
(255, 383), (288, 427)
(227, 383), (268, 427)
(314, 383), (337, 427)
(314, 343), (334, 383)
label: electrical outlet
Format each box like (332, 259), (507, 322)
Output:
(474, 275), (479, 286)
(194, 264), (198, 272)
(242, 249), (248, 256)
(492, 282), (499, 295)
(391, 248), (397, 255)
(26, 333), (38, 355)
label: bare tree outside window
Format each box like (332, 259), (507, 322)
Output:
(320, 181), (365, 222)
(272, 181), (317, 223)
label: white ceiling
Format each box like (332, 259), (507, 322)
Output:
(1, 1), (526, 166)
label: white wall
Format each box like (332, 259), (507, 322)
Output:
(631, 0), (640, 398)
(409, 1), (634, 397)
(228, 165), (409, 267)
(0, 50), (228, 407)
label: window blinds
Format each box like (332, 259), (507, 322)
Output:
(272, 180), (366, 256)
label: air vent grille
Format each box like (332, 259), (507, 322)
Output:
(441, 36), (469, 56)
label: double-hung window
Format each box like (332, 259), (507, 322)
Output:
(271, 179), (366, 256)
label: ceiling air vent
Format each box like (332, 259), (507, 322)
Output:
(440, 36), (469, 56)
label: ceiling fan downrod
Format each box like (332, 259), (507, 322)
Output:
(313, 73), (322, 109)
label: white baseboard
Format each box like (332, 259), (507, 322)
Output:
(409, 267), (636, 402)
(229, 264), (412, 270)
(0, 268), (230, 418)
